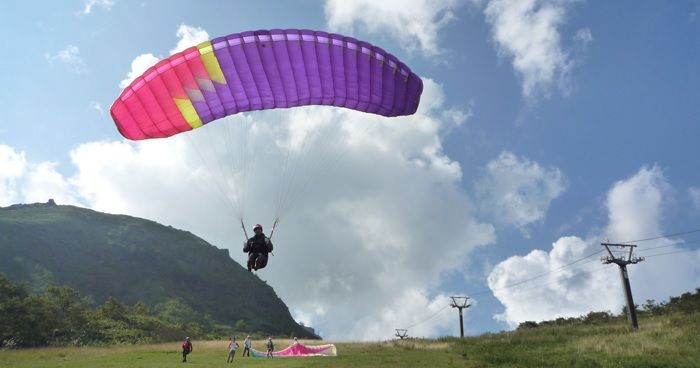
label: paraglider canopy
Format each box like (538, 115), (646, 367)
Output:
(110, 29), (423, 140)
(109, 28), (424, 265)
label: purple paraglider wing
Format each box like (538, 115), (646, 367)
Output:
(110, 29), (423, 140)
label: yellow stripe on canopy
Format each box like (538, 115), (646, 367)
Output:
(173, 98), (203, 128)
(197, 41), (227, 84)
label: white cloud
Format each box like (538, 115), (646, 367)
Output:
(344, 289), (457, 339)
(44, 45), (86, 74)
(489, 236), (618, 326)
(118, 53), (159, 88)
(0, 145), (27, 205)
(5, 79), (494, 340)
(170, 24), (210, 55)
(688, 187), (700, 212)
(23, 162), (81, 205)
(488, 166), (700, 327)
(574, 27), (593, 44)
(605, 166), (669, 242)
(325, 0), (462, 56)
(475, 151), (566, 236)
(0, 145), (81, 207)
(119, 24), (209, 88)
(483, 0), (589, 100)
(81, 0), (115, 14)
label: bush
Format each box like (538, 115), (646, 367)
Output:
(0, 272), (215, 347)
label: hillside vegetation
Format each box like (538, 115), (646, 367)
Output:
(0, 202), (316, 342)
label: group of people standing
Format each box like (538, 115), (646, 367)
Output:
(226, 335), (256, 362)
(227, 336), (275, 361)
(181, 336), (276, 363)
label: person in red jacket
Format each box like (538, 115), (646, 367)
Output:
(182, 337), (193, 362)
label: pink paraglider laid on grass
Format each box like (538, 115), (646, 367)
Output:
(249, 340), (337, 357)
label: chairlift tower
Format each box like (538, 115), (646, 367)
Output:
(601, 242), (645, 330)
(450, 296), (471, 338)
(394, 329), (408, 340)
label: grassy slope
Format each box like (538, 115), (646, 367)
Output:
(1, 313), (698, 368)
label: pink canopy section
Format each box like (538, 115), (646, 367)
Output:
(250, 341), (337, 357)
(111, 29), (423, 140)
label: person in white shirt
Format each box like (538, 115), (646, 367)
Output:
(242, 335), (252, 357)
(226, 337), (239, 363)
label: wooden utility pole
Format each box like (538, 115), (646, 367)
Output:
(394, 329), (408, 339)
(601, 243), (645, 330)
(450, 296), (471, 338)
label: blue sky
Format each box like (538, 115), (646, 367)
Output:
(2, 0), (700, 340)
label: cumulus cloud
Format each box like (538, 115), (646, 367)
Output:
(0, 145), (27, 205)
(325, 0), (463, 56)
(119, 24), (209, 88)
(4, 79), (494, 340)
(118, 53), (159, 88)
(22, 163), (82, 205)
(489, 236), (617, 326)
(44, 45), (86, 74)
(488, 166), (700, 327)
(81, 0), (115, 14)
(483, 0), (589, 100)
(170, 24), (210, 54)
(605, 166), (669, 242)
(0, 145), (81, 207)
(475, 151), (566, 236)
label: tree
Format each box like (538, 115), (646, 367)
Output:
(100, 297), (128, 321)
(131, 301), (150, 315)
(0, 273), (31, 347)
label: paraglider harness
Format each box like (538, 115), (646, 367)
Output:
(242, 219), (276, 271)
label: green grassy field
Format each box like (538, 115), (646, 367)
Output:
(1, 313), (698, 368)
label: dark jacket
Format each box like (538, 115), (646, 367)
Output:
(245, 233), (273, 254)
(182, 340), (192, 352)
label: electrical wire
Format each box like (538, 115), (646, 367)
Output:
(616, 228), (700, 244)
(462, 227), (700, 299)
(393, 228), (700, 334)
(400, 304), (452, 331)
(642, 248), (700, 258)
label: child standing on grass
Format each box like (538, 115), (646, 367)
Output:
(227, 337), (239, 363)
(266, 337), (274, 358)
(181, 337), (193, 362)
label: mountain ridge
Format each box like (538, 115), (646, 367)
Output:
(0, 201), (317, 339)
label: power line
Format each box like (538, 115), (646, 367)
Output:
(401, 304), (451, 330)
(642, 248), (700, 258)
(398, 243), (698, 335)
(474, 227), (700, 296)
(616, 228), (700, 244)
(417, 226), (700, 332)
(477, 249), (604, 296)
(507, 264), (610, 296)
(636, 238), (700, 254)
(489, 246), (698, 298)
